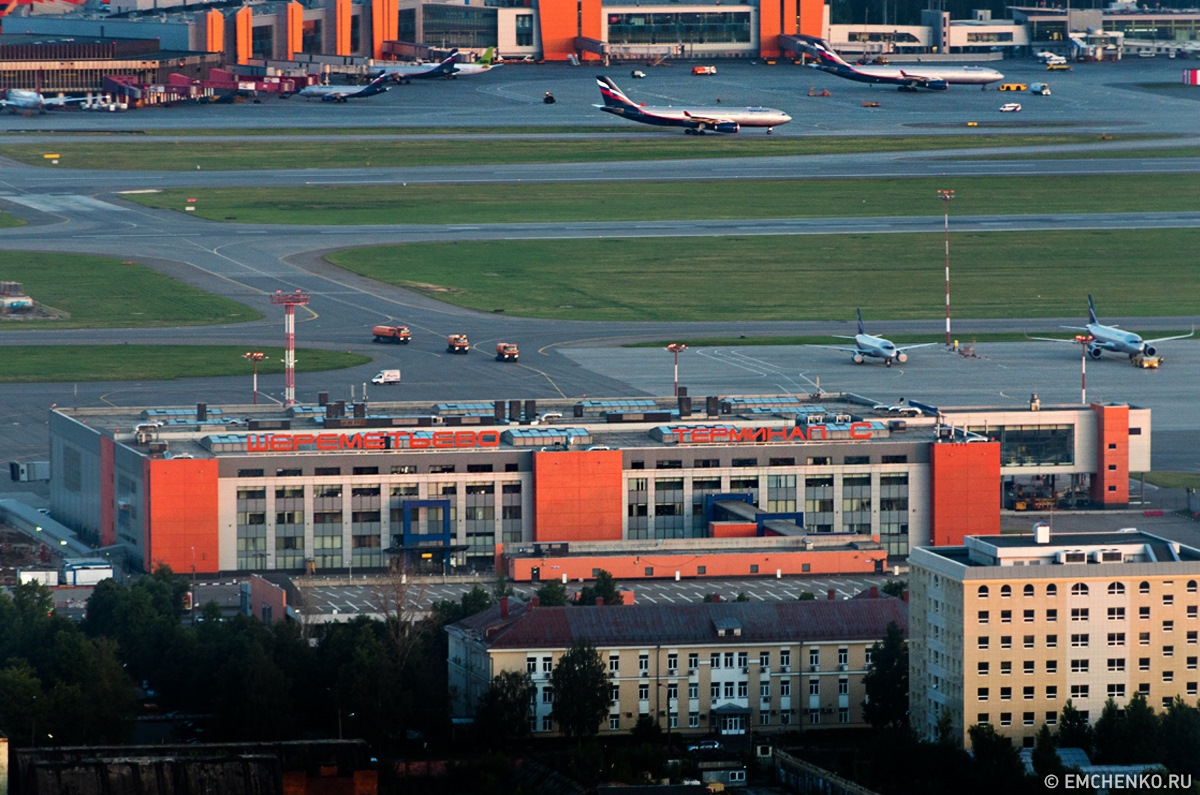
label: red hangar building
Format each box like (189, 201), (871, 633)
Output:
(47, 393), (1148, 579)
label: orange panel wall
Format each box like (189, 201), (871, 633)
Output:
(142, 458), (220, 575)
(204, 10), (225, 54)
(285, 2), (303, 59)
(759, 0), (782, 58)
(929, 441), (1000, 547)
(370, 0), (397, 59)
(710, 522), (758, 538)
(507, 547), (884, 582)
(532, 450), (624, 542)
(100, 437), (115, 547)
(537, 0), (600, 61)
(1090, 404), (1130, 506)
(796, 0), (823, 38)
(335, 0), (351, 55)
(234, 7), (252, 65)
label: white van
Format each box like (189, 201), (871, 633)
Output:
(371, 369), (401, 385)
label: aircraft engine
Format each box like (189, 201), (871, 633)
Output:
(1143, 344), (1157, 357)
(1088, 345), (1103, 360)
(852, 354), (864, 364)
(714, 122), (740, 134)
(896, 352), (908, 363)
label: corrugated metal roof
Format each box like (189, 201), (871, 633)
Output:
(453, 597), (907, 651)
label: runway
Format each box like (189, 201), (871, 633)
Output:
(1, 57), (1198, 477)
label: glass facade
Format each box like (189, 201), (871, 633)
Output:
(606, 12), (751, 45)
(422, 5), (498, 49)
(968, 425), (1074, 467)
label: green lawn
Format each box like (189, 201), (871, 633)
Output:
(0, 133), (1149, 171)
(326, 229), (1200, 322)
(1139, 472), (1200, 490)
(0, 254), (259, 328)
(0, 212), (25, 229)
(123, 173), (1200, 225)
(0, 346), (370, 383)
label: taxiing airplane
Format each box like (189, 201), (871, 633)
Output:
(296, 74), (390, 102)
(594, 76), (791, 134)
(795, 35), (1004, 91)
(1, 88), (88, 114)
(369, 52), (459, 83)
(828, 309), (938, 367)
(448, 47), (502, 77)
(1028, 295), (1195, 360)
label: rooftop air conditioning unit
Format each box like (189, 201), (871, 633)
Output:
(837, 663), (848, 672)
(781, 665), (790, 673)
(1094, 549), (1123, 563)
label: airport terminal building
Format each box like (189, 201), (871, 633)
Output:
(47, 392), (1148, 578)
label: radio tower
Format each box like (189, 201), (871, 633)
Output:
(270, 290), (310, 406)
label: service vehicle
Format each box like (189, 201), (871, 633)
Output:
(495, 342), (520, 361)
(371, 369), (401, 385)
(1000, 102), (1022, 112)
(1047, 63), (1072, 70)
(1030, 83), (1051, 95)
(447, 334), (470, 354)
(371, 325), (411, 344)
(1132, 354), (1161, 369)
(691, 65), (716, 75)
(631, 69), (647, 78)
(998, 83), (1027, 91)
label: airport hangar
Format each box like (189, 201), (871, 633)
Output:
(46, 390), (1146, 581)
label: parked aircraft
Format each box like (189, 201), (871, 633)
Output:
(296, 74), (390, 102)
(449, 47), (502, 77)
(1029, 295), (1195, 360)
(795, 35), (1004, 90)
(827, 309), (938, 367)
(1, 88), (88, 114)
(369, 49), (500, 82)
(594, 76), (791, 134)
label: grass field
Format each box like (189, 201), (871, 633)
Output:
(0, 254), (259, 328)
(0, 346), (371, 383)
(0, 212), (25, 229)
(1140, 472), (1200, 489)
(124, 173), (1200, 225)
(326, 228), (1200, 322)
(0, 133), (1151, 171)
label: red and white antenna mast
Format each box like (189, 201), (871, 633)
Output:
(270, 290), (310, 406)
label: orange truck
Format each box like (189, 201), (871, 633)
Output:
(372, 325), (411, 344)
(495, 342), (519, 362)
(447, 334), (470, 354)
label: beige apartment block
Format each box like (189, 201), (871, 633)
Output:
(447, 594), (907, 739)
(910, 526), (1200, 749)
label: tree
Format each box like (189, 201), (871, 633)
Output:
(1057, 699), (1094, 757)
(734, 592), (749, 602)
(549, 638), (610, 739)
(492, 575), (515, 601)
(862, 621), (908, 730)
(577, 570), (623, 606)
(1118, 692), (1161, 765)
(797, 591), (816, 601)
(535, 580), (570, 607)
(1161, 698), (1200, 776)
(475, 670), (534, 748)
(1031, 723), (1066, 782)
(1092, 698), (1122, 764)
(881, 580), (907, 598)
(967, 723), (1028, 795)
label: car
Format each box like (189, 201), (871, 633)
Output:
(998, 83), (1027, 91)
(1000, 103), (1022, 112)
(631, 69), (647, 78)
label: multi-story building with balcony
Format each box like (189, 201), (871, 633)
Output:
(446, 592), (907, 738)
(909, 526), (1200, 750)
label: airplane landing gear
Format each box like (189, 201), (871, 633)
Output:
(886, 359), (893, 367)
(766, 126), (773, 134)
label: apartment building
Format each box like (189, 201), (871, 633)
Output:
(447, 593), (907, 739)
(909, 526), (1200, 749)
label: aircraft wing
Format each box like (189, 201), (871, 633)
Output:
(1145, 328), (1196, 345)
(42, 96), (89, 107)
(819, 346), (868, 355)
(897, 70), (948, 89)
(681, 111), (736, 126)
(894, 342), (939, 352)
(1026, 335), (1082, 344)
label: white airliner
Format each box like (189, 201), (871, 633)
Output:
(296, 74), (390, 102)
(828, 309), (938, 367)
(796, 35), (1004, 90)
(595, 76), (791, 134)
(369, 48), (500, 82)
(1, 88), (88, 114)
(1029, 295), (1195, 360)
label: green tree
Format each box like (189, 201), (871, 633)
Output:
(549, 638), (610, 739)
(967, 723), (1028, 795)
(1031, 723), (1066, 782)
(1118, 692), (1161, 765)
(797, 591), (816, 601)
(475, 670), (535, 748)
(881, 580), (907, 598)
(734, 592), (749, 602)
(1093, 698), (1122, 763)
(862, 621), (908, 730)
(1161, 698), (1200, 776)
(577, 570), (623, 606)
(535, 580), (570, 607)
(492, 575), (515, 601)
(1057, 699), (1094, 756)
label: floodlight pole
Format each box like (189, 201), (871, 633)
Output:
(938, 190), (955, 347)
(1075, 334), (1092, 404)
(666, 344), (687, 397)
(270, 291), (310, 407)
(244, 352), (265, 404)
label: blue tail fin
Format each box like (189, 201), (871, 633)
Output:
(856, 308), (865, 334)
(1087, 294), (1097, 325)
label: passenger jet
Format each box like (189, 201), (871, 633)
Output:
(795, 35), (1003, 91)
(1, 88), (88, 114)
(296, 74), (390, 102)
(828, 309), (938, 367)
(1029, 295), (1194, 360)
(595, 76), (791, 134)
